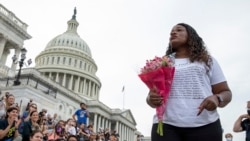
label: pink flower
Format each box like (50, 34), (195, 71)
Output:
(138, 55), (175, 136)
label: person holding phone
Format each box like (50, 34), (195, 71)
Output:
(233, 101), (250, 141)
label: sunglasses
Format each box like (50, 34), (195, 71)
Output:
(31, 106), (37, 109)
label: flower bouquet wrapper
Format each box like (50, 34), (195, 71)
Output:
(139, 66), (175, 136)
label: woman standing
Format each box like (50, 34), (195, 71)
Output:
(147, 23), (232, 141)
(21, 111), (40, 141)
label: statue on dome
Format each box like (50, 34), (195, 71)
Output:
(72, 7), (77, 20)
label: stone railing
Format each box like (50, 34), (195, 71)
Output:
(0, 64), (12, 77)
(2, 68), (88, 103)
(0, 4), (28, 31)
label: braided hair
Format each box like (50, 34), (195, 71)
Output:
(166, 23), (212, 68)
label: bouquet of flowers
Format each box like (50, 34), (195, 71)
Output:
(138, 55), (175, 136)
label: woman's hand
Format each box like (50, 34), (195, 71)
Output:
(197, 95), (218, 116)
(15, 118), (22, 128)
(240, 114), (250, 119)
(146, 89), (163, 108)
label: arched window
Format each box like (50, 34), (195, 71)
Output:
(57, 57), (60, 64)
(52, 57), (54, 64)
(63, 57), (66, 64)
(59, 105), (63, 111)
(69, 58), (71, 65)
(69, 109), (72, 115)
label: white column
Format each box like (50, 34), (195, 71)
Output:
(95, 84), (97, 97)
(88, 81), (91, 96)
(91, 83), (95, 97)
(124, 126), (126, 141)
(105, 119), (108, 129)
(62, 73), (66, 86)
(49, 72), (52, 79)
(97, 115), (101, 132)
(101, 117), (105, 129)
(117, 121), (122, 140)
(80, 79), (83, 93)
(128, 129), (130, 141)
(120, 123), (123, 141)
(86, 117), (89, 127)
(1, 48), (10, 65)
(79, 78), (82, 93)
(55, 73), (59, 82)
(131, 128), (134, 141)
(94, 114), (97, 132)
(95, 85), (98, 98)
(126, 127), (128, 141)
(69, 75), (73, 90)
(74, 76), (80, 93)
(116, 121), (119, 131)
(108, 121), (111, 131)
(83, 78), (86, 94)
(0, 38), (6, 63)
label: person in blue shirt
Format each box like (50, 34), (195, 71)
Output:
(72, 103), (90, 127)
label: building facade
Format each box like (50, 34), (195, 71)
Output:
(0, 4), (142, 141)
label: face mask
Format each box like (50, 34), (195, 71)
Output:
(248, 110), (250, 115)
(226, 138), (232, 141)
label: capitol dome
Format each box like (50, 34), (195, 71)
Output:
(45, 20), (92, 57)
(35, 8), (101, 100)
(46, 11), (91, 57)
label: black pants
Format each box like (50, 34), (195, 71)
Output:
(151, 119), (222, 141)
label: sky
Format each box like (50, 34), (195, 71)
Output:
(1, 0), (250, 140)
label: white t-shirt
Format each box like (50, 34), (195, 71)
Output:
(153, 57), (226, 127)
(67, 126), (78, 135)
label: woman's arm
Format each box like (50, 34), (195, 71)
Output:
(79, 129), (91, 138)
(0, 124), (12, 139)
(233, 114), (249, 132)
(197, 81), (232, 116)
(212, 81), (232, 107)
(14, 119), (21, 138)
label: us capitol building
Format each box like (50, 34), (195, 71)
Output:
(0, 4), (149, 141)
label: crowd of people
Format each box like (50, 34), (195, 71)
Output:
(0, 91), (120, 141)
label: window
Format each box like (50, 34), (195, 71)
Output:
(69, 58), (71, 65)
(47, 57), (49, 64)
(63, 57), (66, 64)
(59, 105), (63, 111)
(52, 57), (54, 64)
(57, 57), (60, 64)
(74, 59), (77, 67)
